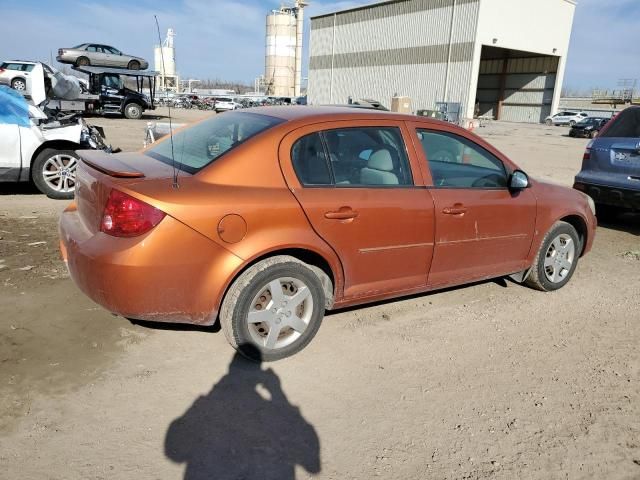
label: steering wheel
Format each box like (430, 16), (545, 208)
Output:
(471, 173), (505, 188)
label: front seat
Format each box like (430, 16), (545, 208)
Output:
(360, 149), (399, 185)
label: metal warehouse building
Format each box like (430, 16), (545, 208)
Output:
(308, 0), (576, 123)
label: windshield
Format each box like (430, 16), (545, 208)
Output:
(600, 108), (640, 138)
(145, 112), (285, 174)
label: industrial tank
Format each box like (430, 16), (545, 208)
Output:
(265, 10), (297, 97)
(154, 28), (176, 76)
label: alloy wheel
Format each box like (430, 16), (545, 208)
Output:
(42, 154), (77, 193)
(246, 277), (314, 350)
(543, 233), (575, 283)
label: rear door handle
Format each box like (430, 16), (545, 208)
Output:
(324, 207), (358, 220)
(442, 204), (467, 215)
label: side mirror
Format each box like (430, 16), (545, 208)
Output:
(509, 170), (529, 190)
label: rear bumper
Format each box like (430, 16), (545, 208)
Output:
(574, 180), (640, 210)
(59, 203), (243, 325)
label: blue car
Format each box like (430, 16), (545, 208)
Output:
(574, 107), (640, 215)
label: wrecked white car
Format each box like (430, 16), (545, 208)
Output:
(0, 64), (111, 199)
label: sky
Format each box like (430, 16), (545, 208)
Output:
(1, 0), (638, 92)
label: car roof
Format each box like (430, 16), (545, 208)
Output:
(241, 105), (440, 125)
(2, 60), (36, 64)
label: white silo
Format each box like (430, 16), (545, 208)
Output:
(155, 28), (179, 92)
(265, 2), (307, 98)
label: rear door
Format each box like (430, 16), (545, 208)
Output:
(590, 108), (640, 188)
(408, 122), (536, 286)
(279, 120), (435, 300)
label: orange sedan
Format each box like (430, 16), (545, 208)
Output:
(59, 107), (596, 360)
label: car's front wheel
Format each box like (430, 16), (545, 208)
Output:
(525, 221), (581, 292)
(32, 148), (79, 200)
(545, 119), (553, 126)
(11, 78), (26, 91)
(220, 256), (326, 362)
(124, 102), (143, 119)
(569, 120), (576, 127)
(127, 60), (140, 70)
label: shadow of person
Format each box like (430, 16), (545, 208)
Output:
(165, 345), (321, 480)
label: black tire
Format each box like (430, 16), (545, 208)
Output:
(124, 102), (143, 119)
(569, 129), (575, 137)
(127, 60), (140, 70)
(545, 119), (552, 126)
(524, 221), (581, 292)
(31, 148), (79, 200)
(220, 256), (326, 362)
(590, 130), (598, 139)
(76, 56), (90, 67)
(569, 120), (576, 127)
(11, 77), (27, 91)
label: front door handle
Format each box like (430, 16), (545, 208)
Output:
(324, 207), (359, 220)
(442, 204), (467, 215)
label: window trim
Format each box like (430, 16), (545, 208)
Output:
(291, 125), (417, 189)
(416, 128), (510, 190)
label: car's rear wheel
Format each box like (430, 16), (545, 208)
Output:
(545, 119), (553, 126)
(32, 148), (79, 200)
(569, 120), (576, 127)
(76, 56), (90, 67)
(127, 60), (140, 70)
(124, 102), (143, 119)
(220, 256), (326, 362)
(525, 221), (580, 292)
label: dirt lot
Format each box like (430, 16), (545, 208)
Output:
(1, 109), (639, 479)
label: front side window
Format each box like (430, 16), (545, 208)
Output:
(146, 112), (284, 174)
(417, 130), (508, 188)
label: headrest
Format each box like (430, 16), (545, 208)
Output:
(367, 149), (393, 171)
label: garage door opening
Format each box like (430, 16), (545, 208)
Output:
(475, 46), (559, 123)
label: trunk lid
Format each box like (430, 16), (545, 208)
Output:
(590, 137), (640, 175)
(75, 150), (177, 234)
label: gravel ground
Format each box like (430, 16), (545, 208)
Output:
(1, 109), (639, 479)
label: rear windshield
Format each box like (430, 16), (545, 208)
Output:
(145, 112), (285, 174)
(600, 108), (640, 138)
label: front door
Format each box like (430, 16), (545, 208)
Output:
(409, 124), (537, 287)
(279, 121), (435, 300)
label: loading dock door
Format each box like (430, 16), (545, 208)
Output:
(476, 47), (558, 124)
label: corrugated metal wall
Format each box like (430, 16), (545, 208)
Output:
(308, 0), (480, 115)
(476, 53), (558, 123)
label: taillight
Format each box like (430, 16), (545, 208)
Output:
(582, 149), (591, 161)
(58, 49), (64, 55)
(100, 189), (165, 237)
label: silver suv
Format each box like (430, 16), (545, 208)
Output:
(0, 60), (36, 91)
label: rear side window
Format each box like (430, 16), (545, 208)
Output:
(292, 127), (413, 187)
(145, 112), (284, 174)
(291, 133), (332, 185)
(600, 108), (640, 138)
(324, 127), (413, 186)
(417, 130), (507, 188)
